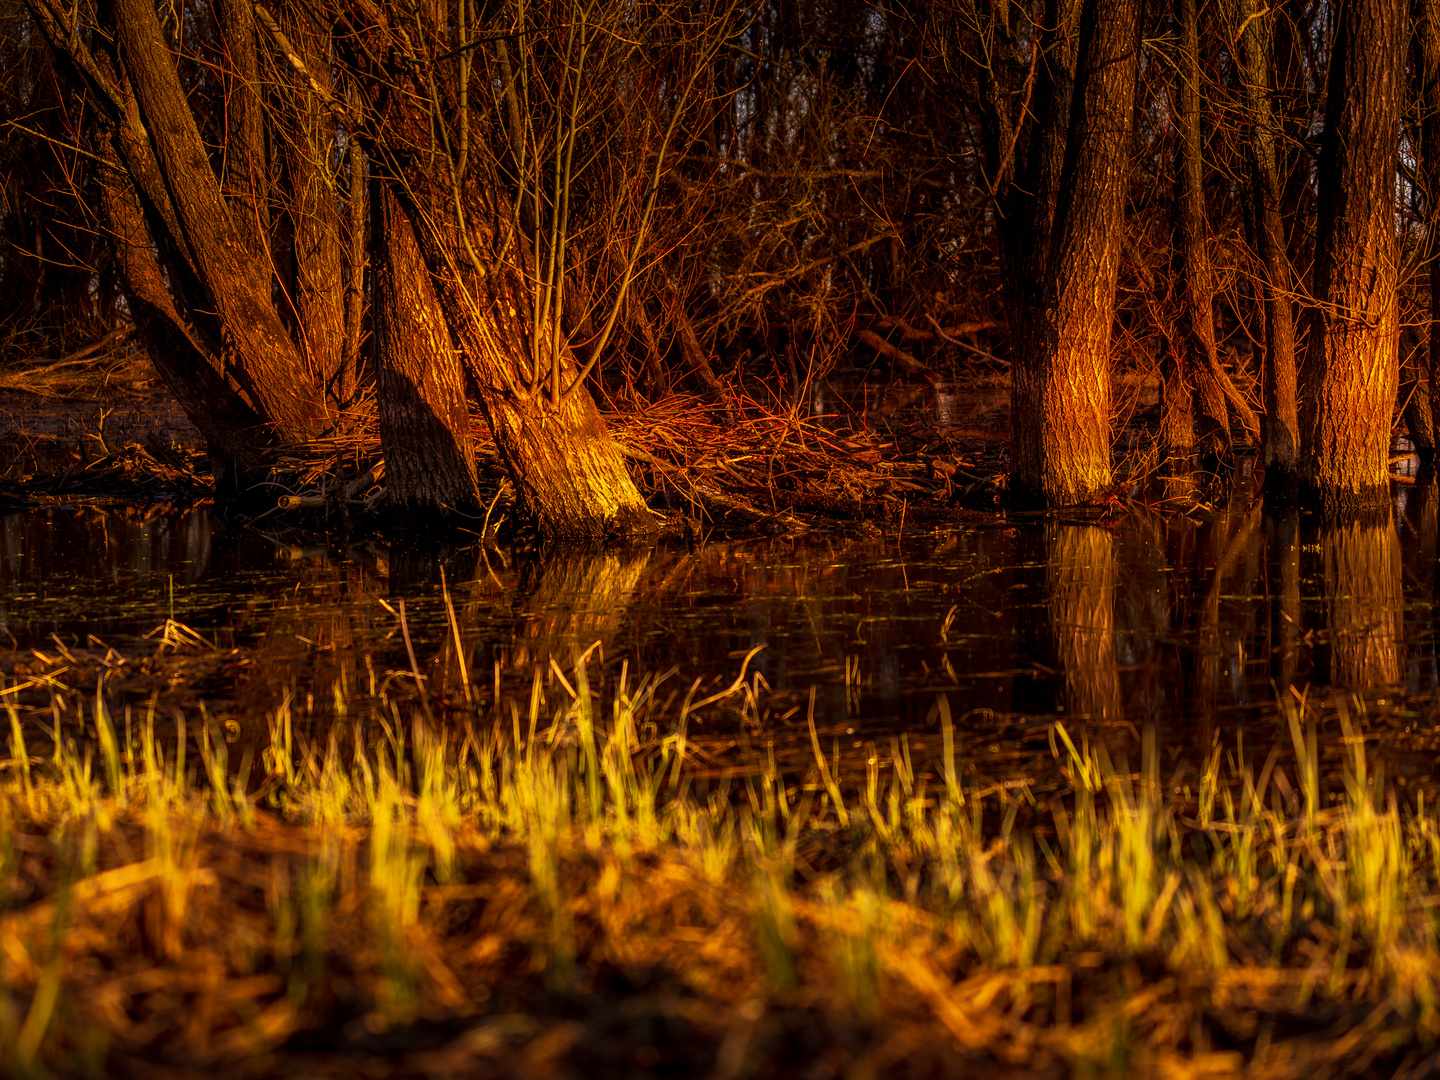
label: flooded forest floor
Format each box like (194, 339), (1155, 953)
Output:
(4, 343), (1440, 1077)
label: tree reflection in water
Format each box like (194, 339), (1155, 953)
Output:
(505, 546), (654, 673)
(1046, 524), (1121, 723)
(1320, 513), (1403, 690)
(0, 493), (1433, 741)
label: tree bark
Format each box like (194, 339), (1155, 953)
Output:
(1302, 0), (1404, 511)
(275, 6), (351, 405)
(96, 132), (276, 487)
(343, 120), (367, 391)
(1230, 0), (1301, 486)
(1172, 0), (1232, 458)
(350, 10), (656, 538)
(1010, 0), (1141, 504)
(1401, 325), (1434, 451)
(999, 0), (1079, 346)
(215, 0), (269, 260)
(108, 0), (328, 439)
(372, 185), (482, 518)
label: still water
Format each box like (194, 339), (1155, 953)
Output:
(0, 470), (1434, 758)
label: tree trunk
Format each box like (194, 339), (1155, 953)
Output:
(108, 0), (328, 439)
(353, 16), (656, 538)
(1172, 0), (1232, 458)
(96, 130), (276, 487)
(275, 6), (351, 406)
(215, 0), (269, 260)
(1400, 325), (1435, 451)
(999, 0), (1079, 347)
(1010, 0), (1141, 504)
(1415, 0), (1440, 453)
(372, 185), (481, 519)
(1302, 0), (1404, 511)
(1230, 0), (1301, 486)
(343, 124), (367, 390)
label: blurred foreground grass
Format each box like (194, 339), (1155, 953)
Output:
(2, 634), (1440, 1078)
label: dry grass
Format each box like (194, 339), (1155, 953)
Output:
(1, 618), (1440, 1078)
(259, 382), (1003, 534)
(0, 330), (1013, 526)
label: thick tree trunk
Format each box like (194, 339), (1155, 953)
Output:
(96, 132), (275, 486)
(108, 0), (328, 439)
(392, 179), (653, 537)
(355, 21), (656, 538)
(372, 185), (481, 518)
(1302, 0), (1404, 511)
(1172, 0), (1232, 458)
(1230, 0), (1301, 486)
(1010, 0), (1140, 504)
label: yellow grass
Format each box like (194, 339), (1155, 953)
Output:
(1, 642), (1438, 1077)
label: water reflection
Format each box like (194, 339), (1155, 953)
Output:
(1322, 516), (1403, 690)
(1046, 524), (1120, 722)
(4, 486), (1439, 745)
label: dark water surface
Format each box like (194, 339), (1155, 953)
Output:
(2, 466), (1437, 761)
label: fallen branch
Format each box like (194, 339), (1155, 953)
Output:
(855, 329), (930, 375)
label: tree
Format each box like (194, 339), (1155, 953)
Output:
(25, 0), (336, 490)
(1168, 0), (1241, 459)
(1302, 0), (1405, 510)
(372, 184), (482, 519)
(1007, 0), (1143, 504)
(330, 0), (731, 535)
(1413, 0), (1440, 452)
(1229, 0), (1302, 486)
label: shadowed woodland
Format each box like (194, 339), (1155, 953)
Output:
(2, 0), (1439, 533)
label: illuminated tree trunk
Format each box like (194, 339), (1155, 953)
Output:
(1009, 0), (1141, 504)
(108, 0), (329, 438)
(1302, 0), (1404, 510)
(28, 0), (335, 472)
(1230, 0), (1301, 484)
(215, 0), (268, 259)
(372, 187), (481, 518)
(364, 42), (654, 538)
